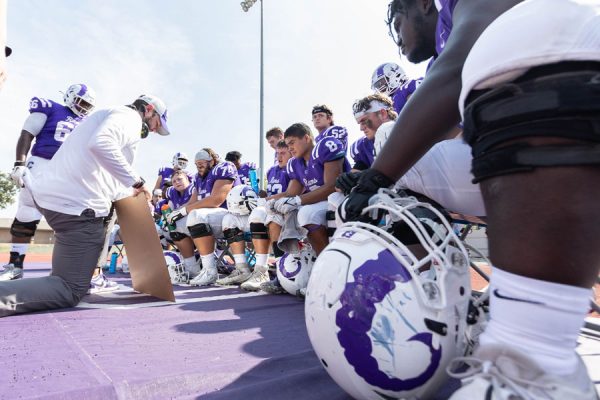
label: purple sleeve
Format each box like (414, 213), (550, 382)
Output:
(350, 138), (371, 169)
(213, 161), (238, 180)
(313, 137), (346, 164)
(165, 186), (174, 201)
(28, 97), (55, 116)
(286, 158), (300, 182)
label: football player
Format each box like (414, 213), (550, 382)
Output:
(343, 0), (600, 398)
(219, 140), (293, 291)
(311, 104), (349, 151)
(224, 151), (257, 187)
(162, 170), (198, 283)
(167, 148), (240, 286)
(0, 84), (96, 282)
(265, 126), (284, 165)
(371, 62), (423, 114)
(153, 151), (190, 191)
(268, 123), (350, 256)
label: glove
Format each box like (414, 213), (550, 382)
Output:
(341, 168), (395, 223)
(335, 171), (363, 196)
(274, 196), (302, 214)
(266, 198), (277, 213)
(10, 163), (27, 188)
(167, 207), (187, 225)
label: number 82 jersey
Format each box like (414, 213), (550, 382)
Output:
(287, 137), (350, 193)
(28, 97), (84, 160)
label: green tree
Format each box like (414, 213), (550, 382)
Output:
(0, 172), (17, 210)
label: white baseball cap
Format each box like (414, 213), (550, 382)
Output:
(195, 150), (212, 162)
(138, 94), (170, 136)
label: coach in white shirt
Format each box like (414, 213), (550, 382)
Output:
(0, 94), (170, 317)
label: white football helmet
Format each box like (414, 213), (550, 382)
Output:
(164, 250), (187, 284)
(374, 121), (395, 159)
(226, 185), (258, 216)
(63, 83), (96, 117)
(305, 191), (473, 400)
(277, 246), (316, 297)
(371, 63), (409, 97)
(172, 152), (189, 170)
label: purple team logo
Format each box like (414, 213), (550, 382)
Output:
(341, 230), (357, 239)
(277, 253), (301, 279)
(335, 249), (442, 391)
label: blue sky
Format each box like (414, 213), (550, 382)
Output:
(0, 0), (427, 217)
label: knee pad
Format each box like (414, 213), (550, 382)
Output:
(10, 218), (40, 238)
(188, 222), (213, 239)
(463, 63), (600, 183)
(250, 223), (269, 240)
(223, 227), (245, 244)
(170, 231), (189, 242)
(326, 210), (336, 239)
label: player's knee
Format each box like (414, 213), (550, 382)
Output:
(170, 231), (189, 242)
(188, 223), (212, 239)
(10, 218), (40, 239)
(223, 227), (244, 244)
(250, 223), (269, 240)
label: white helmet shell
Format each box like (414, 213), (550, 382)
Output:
(305, 192), (472, 399)
(172, 152), (189, 170)
(63, 83), (96, 117)
(371, 63), (409, 97)
(226, 185), (258, 216)
(276, 246), (316, 296)
(164, 250), (187, 284)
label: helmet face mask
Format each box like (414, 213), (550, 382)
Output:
(63, 84), (96, 117)
(172, 152), (189, 170)
(164, 250), (188, 284)
(305, 191), (473, 399)
(226, 185), (258, 216)
(371, 63), (409, 97)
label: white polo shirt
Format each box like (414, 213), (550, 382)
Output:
(32, 106), (142, 217)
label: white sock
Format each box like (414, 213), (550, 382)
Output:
(200, 254), (216, 272)
(11, 243), (28, 255)
(184, 256), (199, 274)
(255, 254), (268, 268)
(233, 254), (247, 265)
(480, 267), (591, 376)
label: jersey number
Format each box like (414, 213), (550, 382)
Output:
(325, 140), (338, 152)
(54, 121), (76, 142)
(268, 183), (283, 194)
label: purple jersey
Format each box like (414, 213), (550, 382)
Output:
(435, 0), (459, 56)
(157, 166), (175, 188)
(165, 184), (194, 210)
(194, 161), (240, 208)
(315, 125), (349, 151)
(266, 165), (290, 196)
(154, 198), (168, 215)
(28, 97), (83, 160)
(237, 162), (257, 186)
(350, 137), (375, 170)
(392, 78), (423, 114)
(286, 137), (350, 192)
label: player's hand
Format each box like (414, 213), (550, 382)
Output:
(10, 164), (26, 188)
(133, 186), (151, 201)
(341, 168), (394, 222)
(274, 196), (301, 214)
(335, 171), (363, 196)
(167, 207), (187, 225)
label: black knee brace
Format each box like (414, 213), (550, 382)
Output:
(10, 218), (40, 239)
(170, 231), (189, 242)
(463, 61), (600, 183)
(223, 227), (245, 244)
(188, 222), (212, 239)
(326, 210), (337, 239)
(250, 223), (269, 240)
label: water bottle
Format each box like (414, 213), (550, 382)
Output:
(249, 169), (259, 193)
(160, 204), (177, 232)
(109, 252), (118, 274)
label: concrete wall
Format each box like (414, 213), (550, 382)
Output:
(0, 218), (54, 244)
